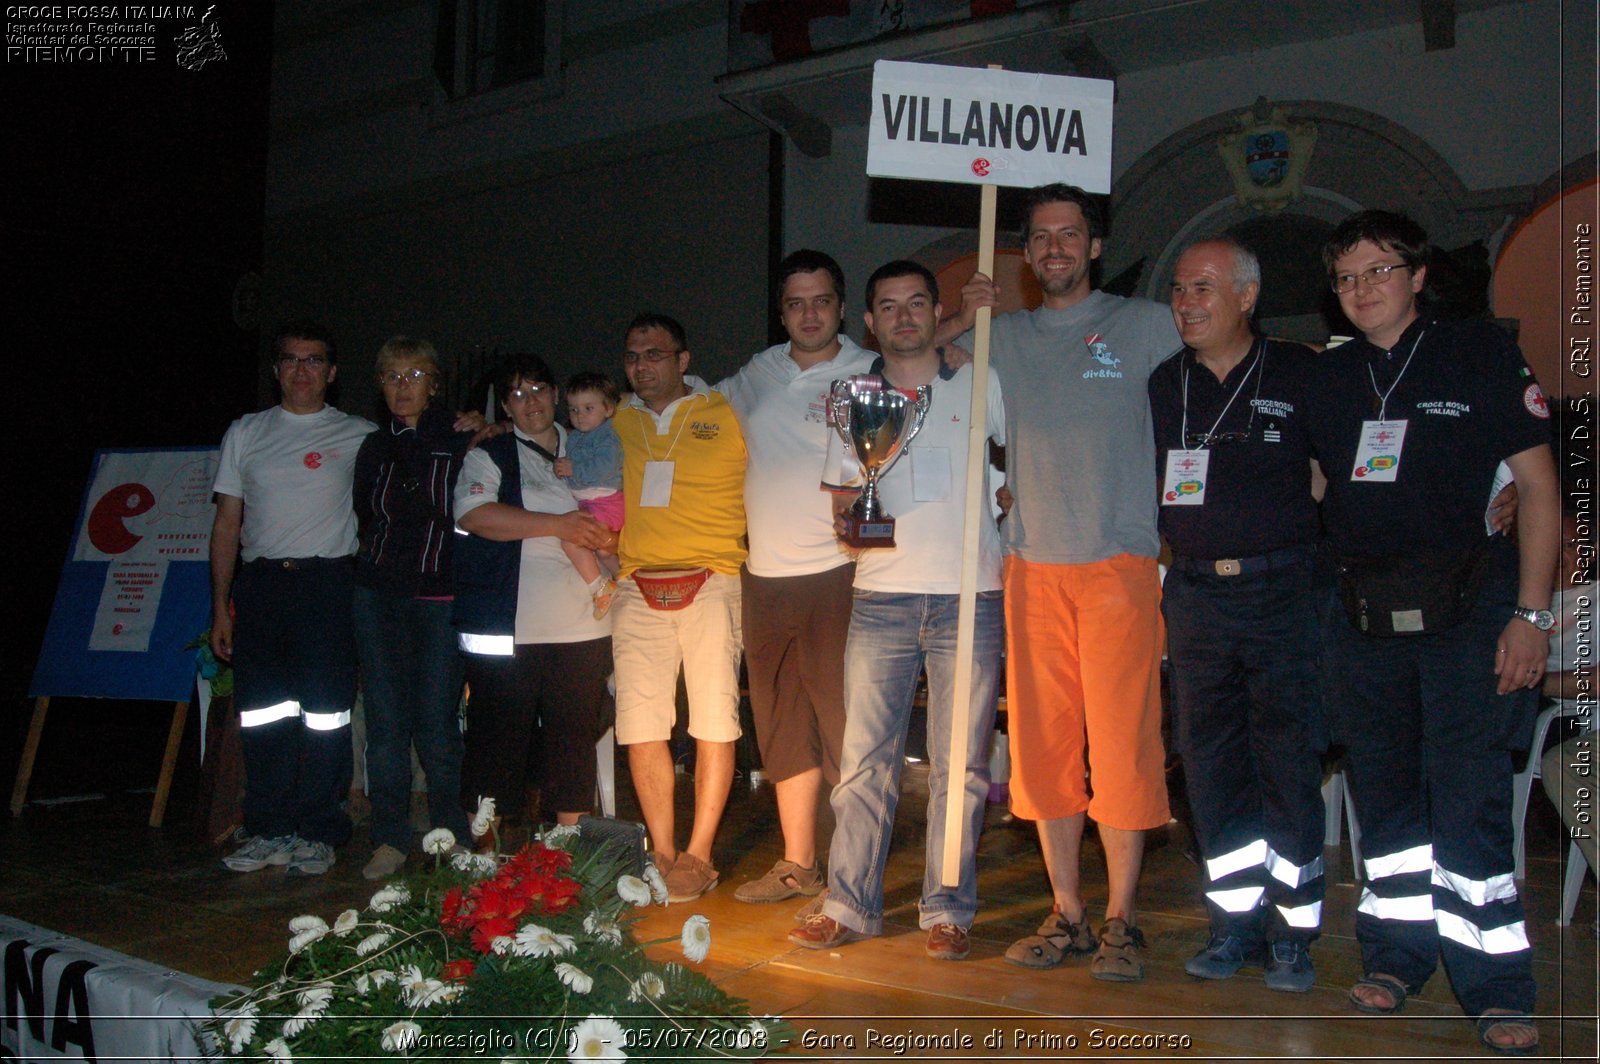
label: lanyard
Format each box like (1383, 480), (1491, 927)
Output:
(1366, 327), (1427, 420)
(637, 393), (702, 462)
(1180, 339), (1264, 445)
(514, 431), (560, 464)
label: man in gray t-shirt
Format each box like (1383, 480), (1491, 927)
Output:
(938, 183), (1180, 983)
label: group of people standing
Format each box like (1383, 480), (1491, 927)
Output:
(208, 182), (1558, 1056)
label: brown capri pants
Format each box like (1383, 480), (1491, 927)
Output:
(740, 564), (854, 785)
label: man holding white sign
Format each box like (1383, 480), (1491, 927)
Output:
(940, 185), (1180, 981)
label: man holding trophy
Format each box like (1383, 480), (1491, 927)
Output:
(788, 260), (1006, 961)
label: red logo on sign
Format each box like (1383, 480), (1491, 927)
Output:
(971, 158), (991, 177)
(87, 482), (154, 554)
(304, 451), (323, 469)
(112, 624), (124, 635)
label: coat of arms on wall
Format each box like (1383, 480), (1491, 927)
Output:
(1217, 97), (1317, 211)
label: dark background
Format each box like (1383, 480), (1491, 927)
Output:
(4, 3), (276, 800)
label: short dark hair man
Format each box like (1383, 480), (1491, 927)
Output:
(938, 183), (1182, 980)
(611, 313), (749, 903)
(211, 320), (375, 876)
(1149, 239), (1327, 991)
(789, 259), (1006, 961)
(716, 250), (872, 907)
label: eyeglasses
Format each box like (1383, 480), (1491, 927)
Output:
(378, 369), (431, 387)
(622, 348), (681, 365)
(1330, 264), (1409, 294)
(505, 384), (552, 403)
(277, 354), (329, 369)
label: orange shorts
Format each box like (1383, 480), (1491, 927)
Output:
(1004, 554), (1169, 830)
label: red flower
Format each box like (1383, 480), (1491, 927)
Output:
(541, 877), (582, 914)
(438, 842), (586, 951)
(525, 844), (573, 875)
(469, 916), (518, 954)
(474, 882), (530, 922)
(440, 886), (465, 932)
(441, 958), (476, 982)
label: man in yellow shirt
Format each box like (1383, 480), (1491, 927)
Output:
(612, 313), (749, 903)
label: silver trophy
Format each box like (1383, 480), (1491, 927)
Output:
(829, 376), (931, 548)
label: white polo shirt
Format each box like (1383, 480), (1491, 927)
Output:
(718, 337), (874, 577)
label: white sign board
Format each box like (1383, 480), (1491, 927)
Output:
(866, 60), (1114, 192)
(1, 915), (241, 1062)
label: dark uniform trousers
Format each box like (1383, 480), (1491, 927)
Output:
(233, 557), (357, 847)
(1325, 538), (1537, 1016)
(1164, 553), (1328, 945)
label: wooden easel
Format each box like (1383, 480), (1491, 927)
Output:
(9, 695), (191, 827)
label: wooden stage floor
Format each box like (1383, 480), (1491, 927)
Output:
(2, 760), (1594, 1061)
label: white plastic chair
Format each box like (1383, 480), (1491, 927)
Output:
(1322, 762), (1364, 880)
(1559, 839), (1592, 926)
(1511, 699), (1582, 879)
(595, 726), (616, 818)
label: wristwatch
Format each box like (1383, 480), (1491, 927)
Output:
(1511, 606), (1556, 631)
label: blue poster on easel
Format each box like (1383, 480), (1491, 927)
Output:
(30, 447), (220, 702)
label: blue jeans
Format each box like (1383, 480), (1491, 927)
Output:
(352, 587), (470, 850)
(822, 590), (1003, 935)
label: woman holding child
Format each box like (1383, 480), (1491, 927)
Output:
(451, 353), (617, 833)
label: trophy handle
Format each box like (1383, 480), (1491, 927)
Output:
(898, 385), (933, 450)
(827, 379), (855, 448)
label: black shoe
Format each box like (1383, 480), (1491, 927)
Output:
(1264, 940), (1315, 993)
(1184, 934), (1258, 980)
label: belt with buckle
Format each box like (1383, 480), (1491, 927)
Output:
(1171, 544), (1315, 578)
(249, 556), (352, 572)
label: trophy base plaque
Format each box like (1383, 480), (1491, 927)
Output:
(841, 513), (897, 549)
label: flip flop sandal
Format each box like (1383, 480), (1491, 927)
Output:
(1004, 911), (1095, 969)
(1477, 1012), (1538, 1057)
(1349, 973), (1410, 1014)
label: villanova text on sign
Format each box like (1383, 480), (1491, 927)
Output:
(879, 94), (1090, 155)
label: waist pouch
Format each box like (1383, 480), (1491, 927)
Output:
(1336, 541), (1488, 636)
(631, 567), (711, 610)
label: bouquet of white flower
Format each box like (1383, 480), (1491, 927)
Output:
(202, 822), (786, 1060)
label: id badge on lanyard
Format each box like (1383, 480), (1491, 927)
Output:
(1354, 329), (1425, 483)
(1351, 420), (1407, 481)
(640, 460), (675, 506)
(1162, 449), (1210, 505)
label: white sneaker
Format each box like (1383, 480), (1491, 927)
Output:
(222, 833), (298, 873)
(285, 839), (336, 876)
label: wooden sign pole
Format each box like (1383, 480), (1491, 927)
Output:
(10, 695), (191, 827)
(9, 696), (50, 817)
(939, 165), (999, 888)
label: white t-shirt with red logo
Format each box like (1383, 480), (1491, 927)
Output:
(213, 404), (376, 561)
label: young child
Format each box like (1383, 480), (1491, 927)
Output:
(556, 371), (624, 618)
